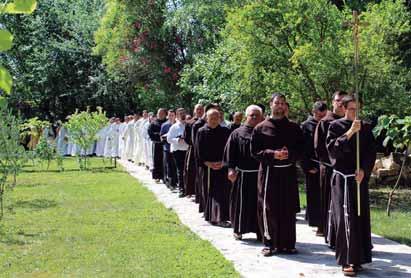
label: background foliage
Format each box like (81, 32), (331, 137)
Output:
(0, 0), (410, 121)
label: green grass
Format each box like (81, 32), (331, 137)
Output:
(369, 187), (411, 246)
(299, 184), (411, 246)
(0, 158), (239, 277)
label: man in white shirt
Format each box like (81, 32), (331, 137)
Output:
(167, 108), (189, 197)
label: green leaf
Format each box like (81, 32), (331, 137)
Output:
(0, 29), (13, 51)
(4, 0), (37, 14)
(0, 66), (13, 93)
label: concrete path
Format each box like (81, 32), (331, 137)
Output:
(120, 160), (411, 278)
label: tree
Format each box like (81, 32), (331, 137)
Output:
(0, 0), (37, 105)
(0, 103), (26, 219)
(374, 114), (411, 216)
(65, 107), (107, 170)
(1, 0), (133, 120)
(179, 0), (411, 120)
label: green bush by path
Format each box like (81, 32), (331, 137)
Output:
(0, 158), (239, 277)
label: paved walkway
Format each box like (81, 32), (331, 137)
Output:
(120, 160), (411, 278)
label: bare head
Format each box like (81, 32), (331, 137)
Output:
(269, 93), (287, 119)
(157, 108), (167, 120)
(194, 104), (204, 119)
(312, 101), (328, 121)
(176, 108), (186, 122)
(233, 112), (243, 125)
(332, 90), (348, 116)
(143, 110), (148, 119)
(167, 109), (176, 124)
(342, 95), (358, 121)
(206, 109), (221, 128)
(245, 105), (263, 127)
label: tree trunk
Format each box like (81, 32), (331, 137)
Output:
(386, 150), (408, 216)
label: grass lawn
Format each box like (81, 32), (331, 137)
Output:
(0, 157), (239, 277)
(299, 184), (411, 247)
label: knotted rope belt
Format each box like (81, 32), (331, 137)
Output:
(333, 169), (356, 250)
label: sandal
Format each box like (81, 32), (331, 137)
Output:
(261, 247), (277, 257)
(342, 265), (357, 277)
(233, 233), (242, 240)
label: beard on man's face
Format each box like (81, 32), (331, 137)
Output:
(272, 107), (285, 117)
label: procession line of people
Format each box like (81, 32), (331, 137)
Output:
(54, 91), (376, 277)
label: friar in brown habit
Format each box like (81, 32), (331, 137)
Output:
(183, 104), (204, 197)
(251, 93), (304, 256)
(192, 103), (219, 213)
(326, 95), (376, 276)
(314, 90), (347, 245)
(197, 108), (231, 226)
(224, 105), (264, 240)
(301, 101), (327, 234)
(148, 108), (168, 182)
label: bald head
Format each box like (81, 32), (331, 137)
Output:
(206, 109), (221, 128)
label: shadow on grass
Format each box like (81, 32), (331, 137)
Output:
(22, 166), (119, 174)
(13, 199), (58, 210)
(0, 225), (36, 246)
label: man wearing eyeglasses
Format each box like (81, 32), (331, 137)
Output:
(326, 95), (376, 276)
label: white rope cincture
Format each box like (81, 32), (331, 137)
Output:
(186, 146), (191, 171)
(333, 169), (356, 251)
(262, 163), (293, 240)
(327, 199), (333, 244)
(263, 166), (271, 240)
(207, 166), (211, 192)
(235, 167), (259, 234)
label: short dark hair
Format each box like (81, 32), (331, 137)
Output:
(270, 92), (286, 102)
(176, 108), (185, 114)
(168, 109), (176, 114)
(312, 101), (327, 112)
(257, 103), (266, 114)
(342, 95), (356, 109)
(205, 103), (220, 112)
(332, 90), (348, 100)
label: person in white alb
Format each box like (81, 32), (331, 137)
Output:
(142, 112), (153, 170)
(103, 118), (115, 158)
(123, 114), (137, 161)
(118, 116), (129, 158)
(167, 108), (189, 197)
(110, 118), (121, 158)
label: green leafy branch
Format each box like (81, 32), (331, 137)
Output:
(0, 0), (37, 102)
(373, 114), (411, 216)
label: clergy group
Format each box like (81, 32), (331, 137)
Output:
(54, 92), (376, 277)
